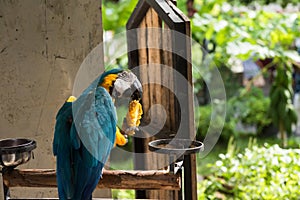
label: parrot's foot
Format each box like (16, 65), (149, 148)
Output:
(125, 126), (139, 135)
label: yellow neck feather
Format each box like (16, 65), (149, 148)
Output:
(66, 96), (77, 102)
(100, 74), (118, 93)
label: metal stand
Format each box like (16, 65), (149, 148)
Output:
(0, 138), (37, 200)
(0, 167), (4, 200)
(148, 139), (204, 199)
(0, 167), (10, 200)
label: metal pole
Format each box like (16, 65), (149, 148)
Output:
(183, 155), (193, 200)
(0, 167), (4, 200)
(1, 168), (10, 200)
(0, 167), (9, 200)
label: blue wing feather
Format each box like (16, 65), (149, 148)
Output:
(54, 70), (120, 199)
(73, 86), (116, 199)
(73, 86), (116, 167)
(53, 102), (75, 199)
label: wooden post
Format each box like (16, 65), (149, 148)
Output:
(168, 2), (198, 200)
(127, 0), (197, 199)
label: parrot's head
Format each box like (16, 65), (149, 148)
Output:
(112, 70), (143, 101)
(101, 69), (143, 138)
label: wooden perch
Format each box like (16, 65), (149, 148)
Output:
(2, 169), (181, 190)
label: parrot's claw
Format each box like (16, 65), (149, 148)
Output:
(100, 168), (107, 179)
(125, 126), (139, 135)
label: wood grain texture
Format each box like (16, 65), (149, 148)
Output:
(127, 0), (197, 199)
(2, 169), (181, 190)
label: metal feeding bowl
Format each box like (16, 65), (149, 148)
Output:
(148, 138), (204, 155)
(0, 138), (37, 168)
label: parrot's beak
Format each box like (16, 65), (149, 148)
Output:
(131, 80), (143, 101)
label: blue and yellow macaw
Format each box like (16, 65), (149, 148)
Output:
(53, 69), (142, 200)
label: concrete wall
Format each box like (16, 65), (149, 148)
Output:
(0, 0), (107, 198)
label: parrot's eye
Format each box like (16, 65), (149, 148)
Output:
(109, 81), (116, 95)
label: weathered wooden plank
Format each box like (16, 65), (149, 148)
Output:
(126, 0), (183, 30)
(144, 7), (161, 174)
(145, 0), (183, 28)
(138, 14), (150, 125)
(162, 23), (176, 132)
(126, 0), (150, 30)
(2, 169), (181, 190)
(134, 18), (148, 174)
(172, 5), (198, 200)
(144, 7), (181, 200)
(160, 18), (182, 200)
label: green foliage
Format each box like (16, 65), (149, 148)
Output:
(197, 102), (235, 141)
(193, 65), (242, 105)
(287, 136), (300, 148)
(197, 87), (272, 140)
(198, 141), (300, 199)
(112, 189), (135, 199)
(226, 0), (299, 7)
(191, 4), (300, 66)
(227, 87), (272, 134)
(191, 0), (300, 146)
(269, 60), (297, 139)
(102, 0), (138, 33)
